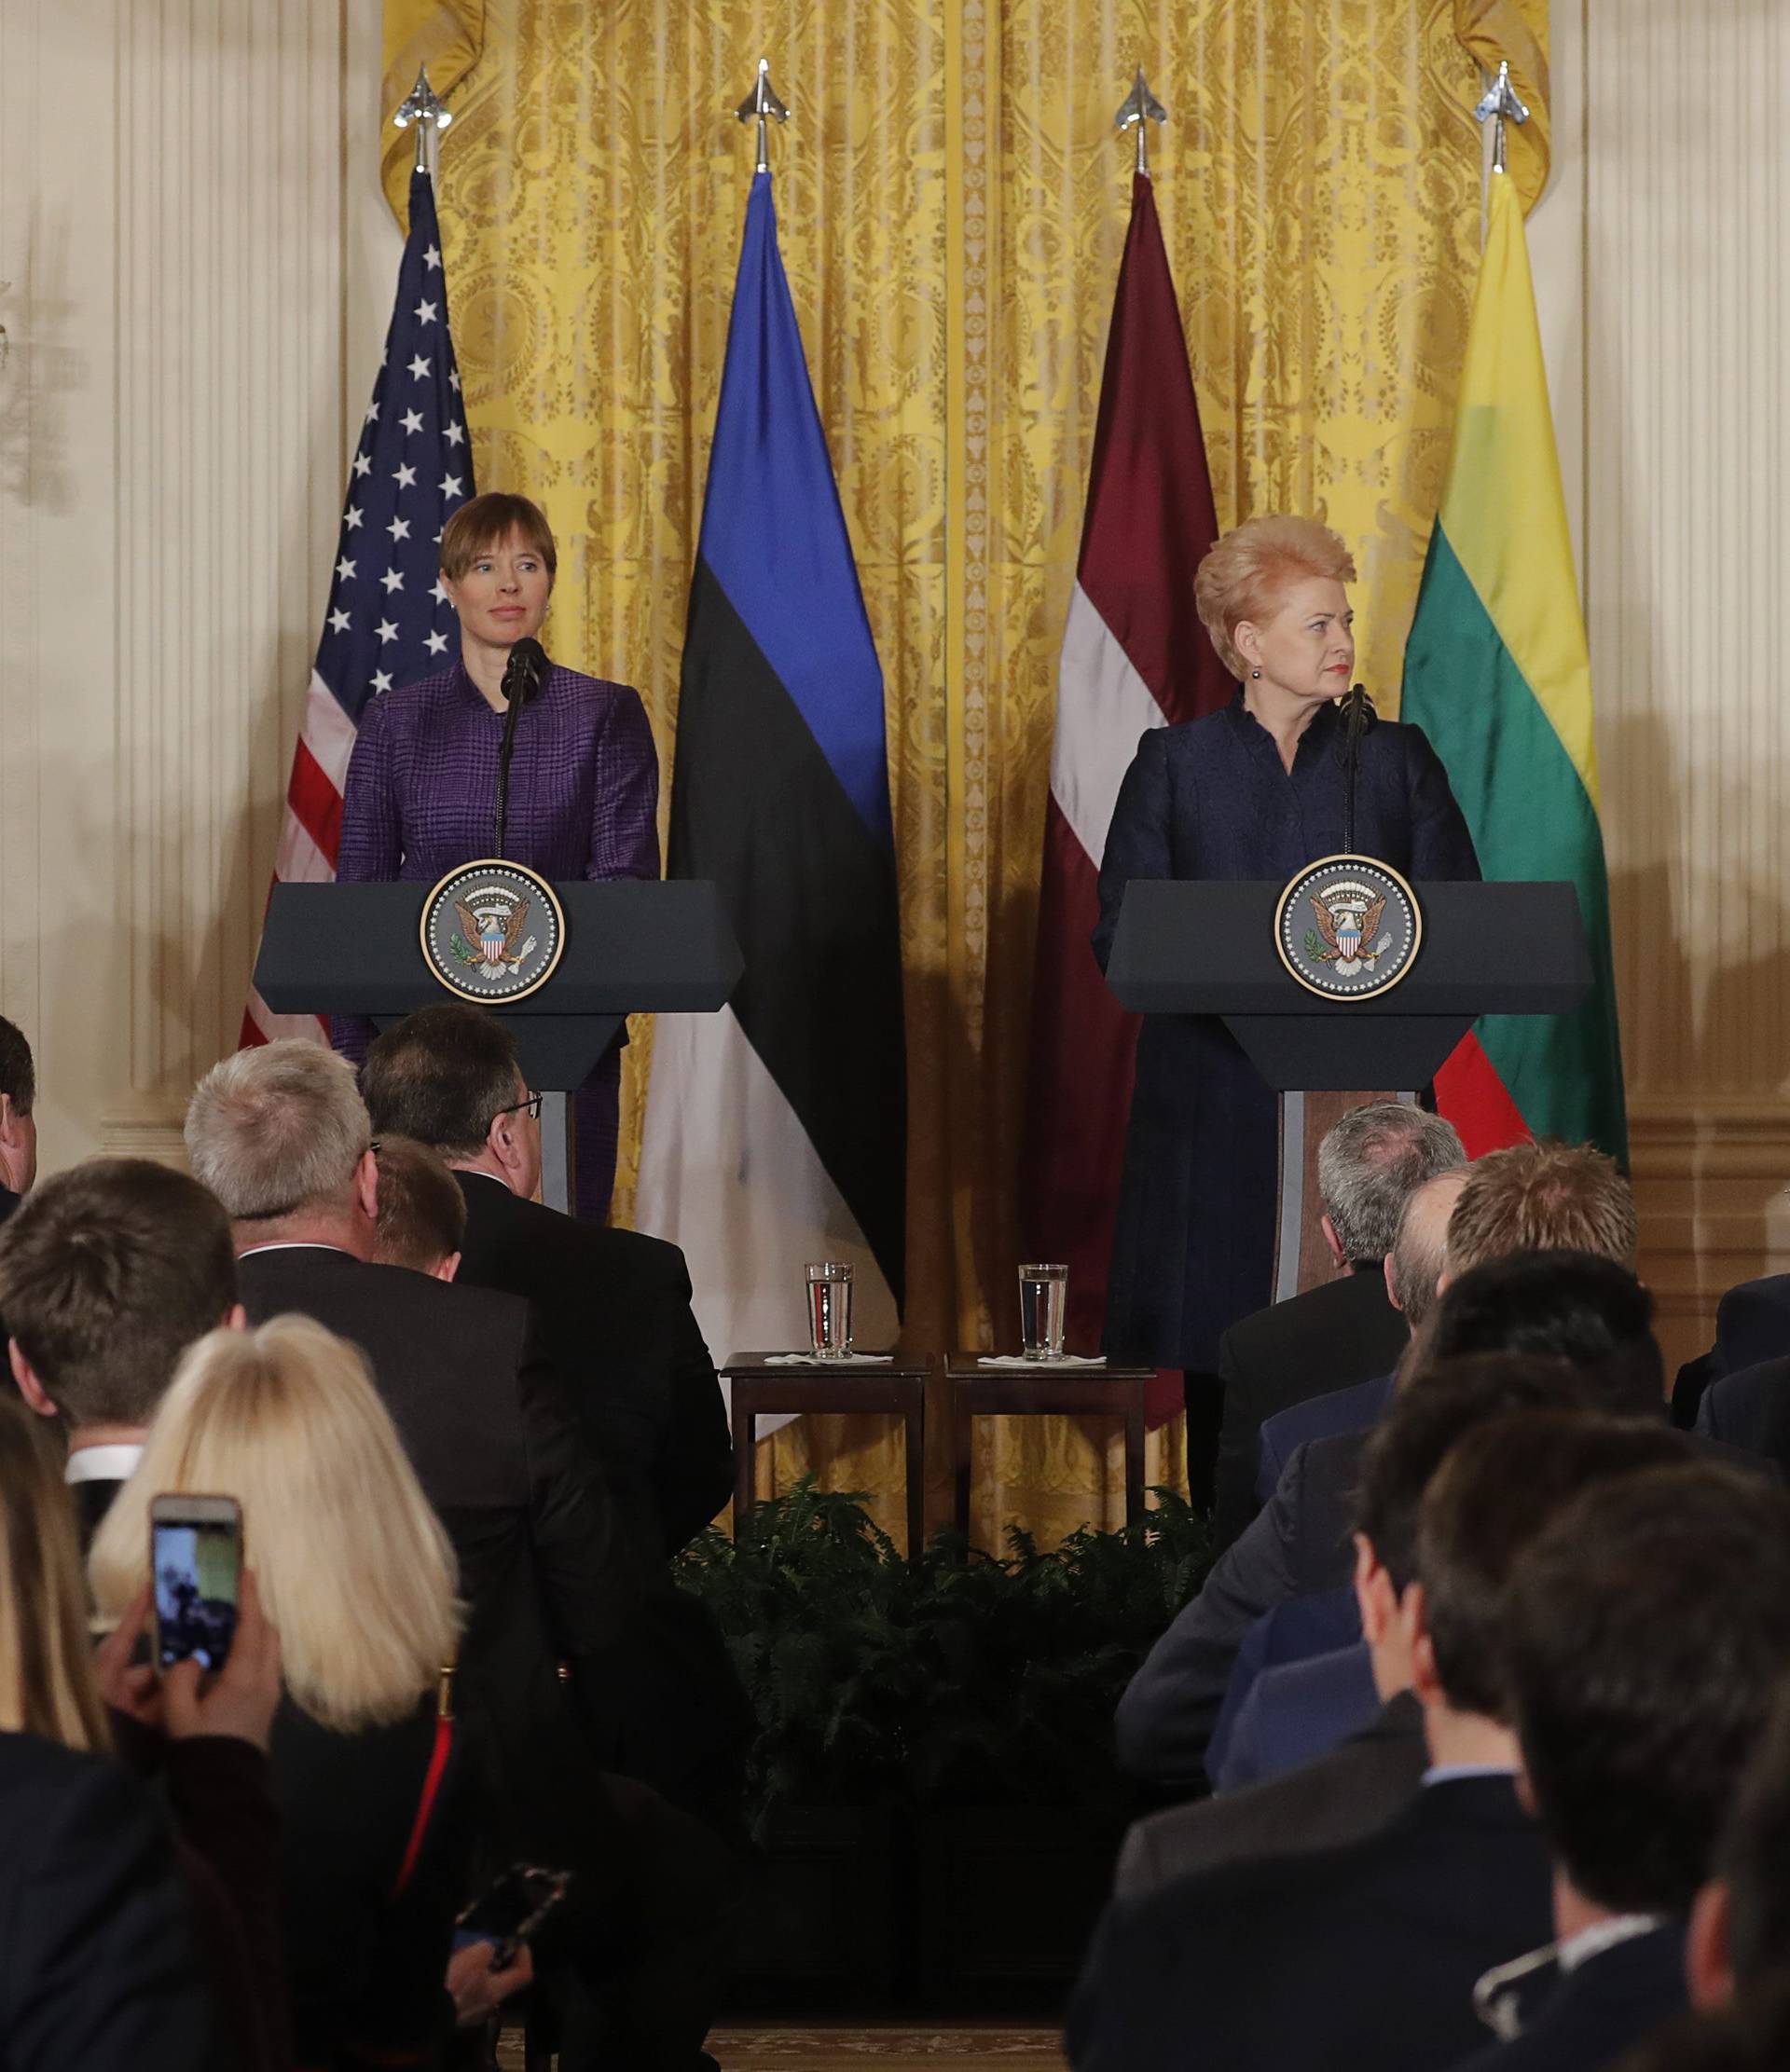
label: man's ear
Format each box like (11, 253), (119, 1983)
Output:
(1353, 1534), (1393, 1642)
(8, 1341), (59, 1420)
(1384, 1252), (1402, 1313)
(1512, 1763), (1537, 1818)
(355, 1147), (379, 1223)
(1687, 1879), (1735, 2010)
(1404, 1584), (1443, 1705)
(430, 1251), (461, 1284)
(1320, 1214), (1347, 1270)
(1434, 1264), (1453, 1298)
(224, 1303), (247, 1333)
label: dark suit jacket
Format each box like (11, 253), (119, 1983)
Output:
(1071, 1775), (1552, 2072)
(451, 1172), (733, 1558)
(1696, 1356), (1790, 1473)
(1205, 1583), (1361, 1784)
(1115, 1427), (1364, 1789)
(0, 1728), (216, 2068)
(1258, 1369), (1396, 1503)
(1454, 1921), (1688, 2071)
(449, 1175), (751, 1807)
(236, 1242), (633, 1851)
(1673, 1274), (1790, 1426)
(1213, 1267), (1409, 1552)
(1113, 1688), (1428, 1900)
(1214, 1640), (1382, 1791)
(0, 1183), (19, 1225)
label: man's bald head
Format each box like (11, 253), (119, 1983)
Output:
(1388, 1167), (1472, 1332)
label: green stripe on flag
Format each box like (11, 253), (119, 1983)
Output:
(1404, 523), (1628, 1162)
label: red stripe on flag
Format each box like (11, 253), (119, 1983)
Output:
(289, 737), (344, 868)
(1434, 1031), (1532, 1159)
(1074, 174), (1232, 728)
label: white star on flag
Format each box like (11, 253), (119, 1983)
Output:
(380, 569), (405, 593)
(444, 422), (466, 447)
(407, 353), (432, 380)
(352, 453), (371, 478)
(364, 401), (379, 424)
(414, 300), (437, 325)
(371, 670), (393, 693)
(376, 618), (399, 644)
(388, 516), (411, 542)
(401, 409), (424, 436)
(344, 505), (364, 530)
(335, 557), (355, 582)
(425, 629), (449, 655)
(431, 577), (449, 604)
(440, 474), (462, 498)
(328, 608), (351, 634)
(392, 463), (418, 489)
(423, 243), (442, 269)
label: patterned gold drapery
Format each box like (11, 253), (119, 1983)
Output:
(381, 0), (1543, 1545)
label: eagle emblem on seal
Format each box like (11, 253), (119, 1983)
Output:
(1307, 880), (1392, 976)
(451, 895), (536, 979)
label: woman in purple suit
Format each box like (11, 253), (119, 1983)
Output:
(337, 491), (658, 1221)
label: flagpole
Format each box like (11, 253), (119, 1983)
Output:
(1473, 58), (1530, 180)
(735, 57), (790, 173)
(393, 64), (453, 179)
(1116, 67), (1166, 178)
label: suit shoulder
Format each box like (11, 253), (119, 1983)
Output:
(0, 1732), (157, 1846)
(363, 1258), (530, 1338)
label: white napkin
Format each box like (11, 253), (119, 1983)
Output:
(760, 1352), (896, 1366)
(975, 1353), (1108, 1368)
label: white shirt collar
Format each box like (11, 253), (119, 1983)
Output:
(1422, 1763), (1520, 1787)
(235, 1242), (353, 1257)
(65, 1443), (144, 1487)
(1558, 1914), (1668, 1974)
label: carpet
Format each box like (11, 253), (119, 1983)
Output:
(497, 2027), (1067, 2069)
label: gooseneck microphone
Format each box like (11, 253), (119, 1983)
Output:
(1341, 681), (1377, 856)
(493, 637), (546, 858)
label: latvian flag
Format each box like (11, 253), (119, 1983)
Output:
(636, 172), (905, 1391)
(241, 169), (472, 1044)
(1021, 172), (1231, 1366)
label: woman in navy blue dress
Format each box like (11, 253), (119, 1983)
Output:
(1094, 515), (1480, 1412)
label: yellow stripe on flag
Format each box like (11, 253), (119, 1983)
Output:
(1434, 170), (1601, 814)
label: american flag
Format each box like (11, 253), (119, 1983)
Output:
(242, 167), (473, 1043)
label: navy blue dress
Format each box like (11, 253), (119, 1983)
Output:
(1093, 691), (1480, 1370)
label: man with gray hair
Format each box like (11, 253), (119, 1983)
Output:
(1212, 1101), (1465, 1552)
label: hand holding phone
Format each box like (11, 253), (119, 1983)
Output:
(151, 1494), (241, 1674)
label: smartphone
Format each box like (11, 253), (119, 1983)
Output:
(149, 1494), (241, 1674)
(453, 1864), (571, 1966)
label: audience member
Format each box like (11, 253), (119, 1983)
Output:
(1691, 1351), (1790, 1476)
(1115, 1355), (1604, 1896)
(0, 1389), (279, 2068)
(1252, 1162), (1470, 1508)
(1116, 1242), (1659, 1791)
(91, 1316), (473, 2071)
(1673, 1270), (1790, 1426)
(1618, 1978), (1790, 2072)
(1455, 1463), (1790, 2068)
(1072, 1409), (1687, 2072)
(0, 1159), (241, 1544)
(362, 1004), (750, 1833)
(1444, 1139), (1640, 1277)
(370, 1132), (467, 1278)
(1211, 1102), (1463, 1550)
(186, 1040), (742, 2071)
(0, 1014), (35, 1223)
(1684, 1680), (1790, 2013)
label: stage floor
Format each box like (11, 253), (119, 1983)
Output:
(499, 2025), (1066, 2068)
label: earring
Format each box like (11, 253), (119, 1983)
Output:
(1250, 667), (1261, 679)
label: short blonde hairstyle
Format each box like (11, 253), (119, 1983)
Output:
(186, 1040), (370, 1223)
(1446, 1140), (1639, 1276)
(439, 492), (557, 585)
(0, 1395), (110, 1753)
(90, 1319), (461, 1734)
(1194, 515), (1356, 679)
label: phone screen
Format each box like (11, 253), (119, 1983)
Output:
(152, 1511), (241, 1672)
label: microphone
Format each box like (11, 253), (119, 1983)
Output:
(493, 638), (546, 858)
(1341, 682), (1377, 856)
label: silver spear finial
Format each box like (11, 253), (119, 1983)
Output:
(1116, 68), (1168, 177)
(393, 64), (453, 175)
(736, 58), (791, 175)
(1473, 59), (1530, 177)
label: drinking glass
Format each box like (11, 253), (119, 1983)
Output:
(805, 1261), (855, 1359)
(1018, 1263), (1068, 1360)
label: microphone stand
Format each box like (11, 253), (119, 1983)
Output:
(1343, 682), (1371, 856)
(492, 638), (544, 858)
(494, 692), (524, 858)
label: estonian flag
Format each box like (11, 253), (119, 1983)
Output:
(637, 172), (906, 1382)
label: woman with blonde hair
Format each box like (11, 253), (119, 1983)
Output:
(1094, 515), (1480, 1478)
(92, 1316), (475, 2072)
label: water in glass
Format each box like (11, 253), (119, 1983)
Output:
(1018, 1263), (1068, 1360)
(805, 1261), (855, 1358)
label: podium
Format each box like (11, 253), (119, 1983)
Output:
(253, 879), (742, 1208)
(1105, 880), (1590, 1297)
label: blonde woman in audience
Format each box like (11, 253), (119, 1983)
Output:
(92, 1316), (476, 2072)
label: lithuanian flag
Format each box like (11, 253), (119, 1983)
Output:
(1401, 167), (1628, 1164)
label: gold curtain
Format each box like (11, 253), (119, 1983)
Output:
(382, 0), (1544, 1546)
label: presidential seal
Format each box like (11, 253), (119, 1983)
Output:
(1274, 856), (1422, 1002)
(420, 860), (566, 1005)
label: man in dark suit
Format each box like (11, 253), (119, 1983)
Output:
(359, 1002), (749, 1833)
(1118, 1356), (1618, 1891)
(1454, 1463), (1790, 2070)
(1115, 1250), (1668, 1791)
(0, 1159), (241, 1544)
(1673, 1273), (1790, 1426)
(0, 1014), (35, 1228)
(186, 1039), (739, 2072)
(1250, 1162), (1469, 1505)
(1071, 1411), (1688, 2072)
(1211, 1102), (1464, 1550)
(0, 1727), (219, 2065)
(1686, 1681), (1790, 2016)
(1694, 1353), (1790, 1472)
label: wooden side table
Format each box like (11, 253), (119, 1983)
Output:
(945, 1355), (1158, 1541)
(723, 1354), (930, 1558)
